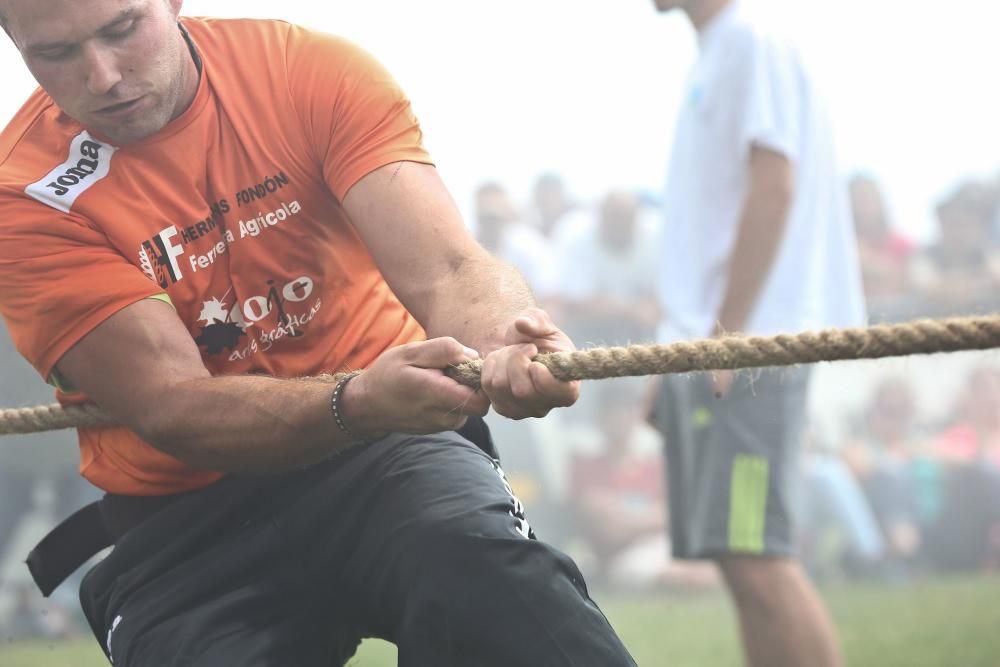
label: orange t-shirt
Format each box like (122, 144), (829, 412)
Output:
(0, 18), (429, 495)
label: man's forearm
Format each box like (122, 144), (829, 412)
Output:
(416, 252), (537, 354)
(715, 147), (793, 334)
(136, 375), (353, 473)
(55, 299), (361, 475)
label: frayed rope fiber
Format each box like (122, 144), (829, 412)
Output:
(2, 315), (998, 436)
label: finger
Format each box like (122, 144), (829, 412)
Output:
(528, 362), (580, 409)
(451, 387), (491, 418)
(405, 337), (479, 369)
(498, 347), (561, 420)
(712, 370), (734, 398)
(506, 344), (540, 403)
(479, 349), (507, 403)
(516, 313), (556, 336)
(481, 345), (536, 419)
(506, 308), (557, 345)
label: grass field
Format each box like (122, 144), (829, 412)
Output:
(2, 576), (998, 666)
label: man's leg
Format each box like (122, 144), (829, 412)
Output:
(80, 425), (633, 666)
(79, 469), (369, 666)
(655, 368), (842, 667)
(718, 555), (841, 667)
(333, 429), (636, 667)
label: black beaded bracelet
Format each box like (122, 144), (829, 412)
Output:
(330, 370), (363, 441)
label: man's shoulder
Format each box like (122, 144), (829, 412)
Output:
(181, 16), (349, 60)
(712, 10), (801, 69)
(0, 91), (86, 206)
(186, 15), (380, 68)
(181, 17), (365, 96)
(181, 15), (293, 45)
(1, 89), (58, 171)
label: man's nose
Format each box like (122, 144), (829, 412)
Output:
(81, 43), (123, 97)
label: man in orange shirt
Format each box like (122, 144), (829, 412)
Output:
(0, 1), (636, 664)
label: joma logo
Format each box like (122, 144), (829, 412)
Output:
(44, 140), (104, 196)
(25, 131), (117, 214)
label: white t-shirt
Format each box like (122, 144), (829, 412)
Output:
(656, 2), (865, 342)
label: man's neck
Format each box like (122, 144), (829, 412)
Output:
(171, 21), (202, 124)
(685, 0), (732, 32)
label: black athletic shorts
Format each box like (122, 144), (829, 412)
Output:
(79, 421), (636, 666)
(653, 368), (810, 559)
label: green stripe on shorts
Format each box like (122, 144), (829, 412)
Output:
(728, 454), (769, 554)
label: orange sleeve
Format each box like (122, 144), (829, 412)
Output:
(283, 25), (433, 201)
(0, 197), (164, 380)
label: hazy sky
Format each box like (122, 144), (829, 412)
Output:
(1, 0), (997, 240)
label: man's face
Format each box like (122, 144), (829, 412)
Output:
(2, 0), (190, 144)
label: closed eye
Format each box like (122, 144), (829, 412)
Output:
(36, 45), (76, 62)
(102, 18), (139, 42)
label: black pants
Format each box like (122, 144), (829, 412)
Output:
(80, 427), (635, 666)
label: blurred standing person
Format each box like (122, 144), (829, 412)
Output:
(648, 1), (865, 666)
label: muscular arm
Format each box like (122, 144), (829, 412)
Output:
(342, 161), (535, 356)
(343, 161), (579, 419)
(714, 146), (794, 335)
(55, 298), (351, 472)
(55, 299), (484, 473)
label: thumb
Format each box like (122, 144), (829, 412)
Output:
(511, 310), (556, 341)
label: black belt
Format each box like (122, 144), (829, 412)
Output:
(26, 491), (188, 596)
(27, 501), (110, 597)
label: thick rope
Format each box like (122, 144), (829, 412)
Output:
(2, 315), (998, 436)
(448, 314), (1000, 388)
(0, 402), (115, 435)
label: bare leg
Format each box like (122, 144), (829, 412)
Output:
(717, 555), (842, 667)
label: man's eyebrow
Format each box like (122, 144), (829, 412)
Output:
(23, 7), (139, 53)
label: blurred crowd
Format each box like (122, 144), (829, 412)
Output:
(0, 331), (98, 640)
(851, 173), (1000, 322)
(474, 171), (1000, 591)
(803, 367), (1000, 582)
(2, 168), (999, 639)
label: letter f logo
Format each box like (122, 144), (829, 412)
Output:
(153, 226), (186, 284)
